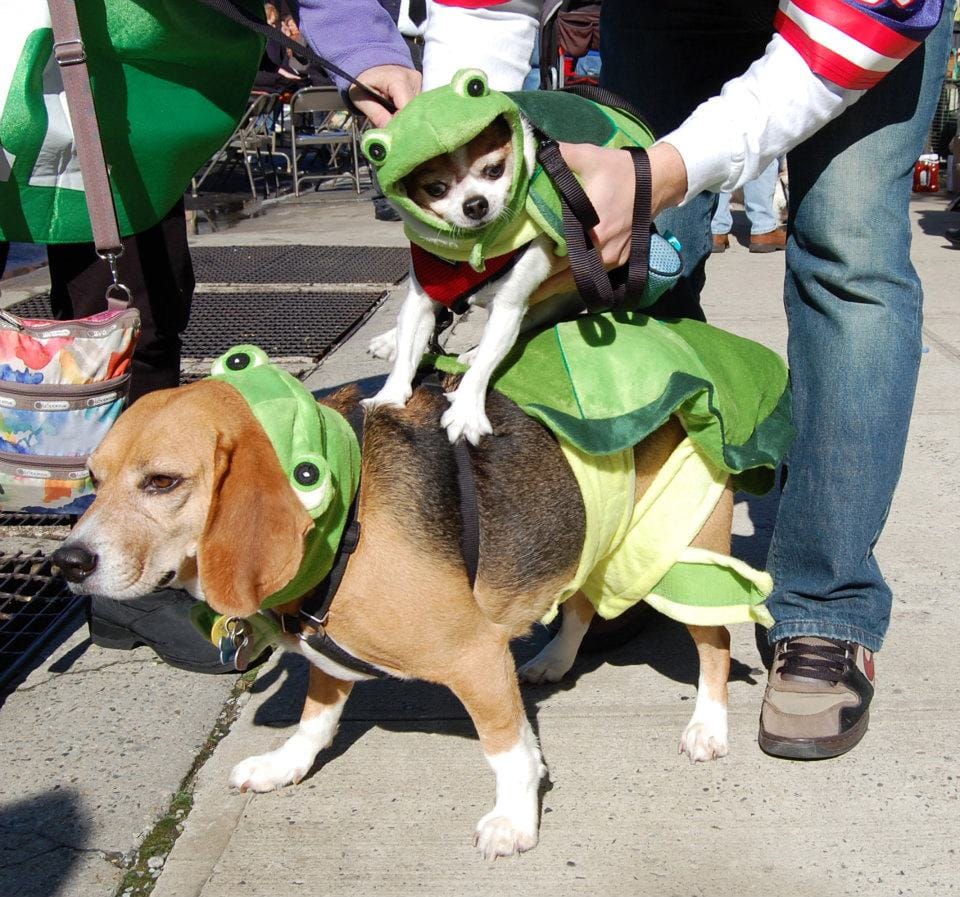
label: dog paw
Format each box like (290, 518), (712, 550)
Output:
(361, 383), (412, 410)
(679, 721), (729, 763)
(367, 328), (398, 362)
(474, 812), (538, 860)
(456, 346), (479, 365)
(229, 748), (312, 793)
(518, 643), (576, 684)
(441, 397), (492, 446)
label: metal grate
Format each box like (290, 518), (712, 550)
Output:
(181, 290), (385, 359)
(0, 551), (81, 692)
(0, 512), (75, 527)
(5, 294), (52, 318)
(189, 245), (409, 284)
(6, 290), (387, 364)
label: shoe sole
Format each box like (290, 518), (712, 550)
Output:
(748, 244), (785, 254)
(758, 710), (869, 760)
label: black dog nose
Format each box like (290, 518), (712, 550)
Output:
(462, 196), (489, 220)
(52, 545), (98, 583)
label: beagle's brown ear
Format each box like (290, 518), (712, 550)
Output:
(198, 420), (314, 618)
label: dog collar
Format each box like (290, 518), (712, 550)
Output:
(208, 345), (361, 609)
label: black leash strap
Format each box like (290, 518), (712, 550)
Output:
(537, 138), (653, 313)
(417, 374), (481, 590)
(275, 403), (389, 680)
(197, 0), (397, 114)
(453, 438), (481, 590)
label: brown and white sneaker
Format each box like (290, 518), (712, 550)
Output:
(758, 637), (875, 760)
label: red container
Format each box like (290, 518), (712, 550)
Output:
(913, 155), (940, 192)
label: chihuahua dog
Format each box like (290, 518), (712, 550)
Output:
(364, 113), (566, 445)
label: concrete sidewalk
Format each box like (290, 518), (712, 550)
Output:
(2, 187), (959, 897)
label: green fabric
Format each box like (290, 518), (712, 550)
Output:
(546, 435), (773, 628)
(362, 69), (656, 270)
(433, 312), (793, 494)
(209, 346), (361, 609)
(0, 2), (262, 243)
(647, 554), (775, 627)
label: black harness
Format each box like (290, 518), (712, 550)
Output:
(271, 379), (481, 680)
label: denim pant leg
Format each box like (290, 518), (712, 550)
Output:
(711, 192), (733, 236)
(766, 9), (954, 651)
(742, 158), (780, 235)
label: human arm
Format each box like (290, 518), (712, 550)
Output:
(554, 0), (945, 268)
(296, 0), (420, 125)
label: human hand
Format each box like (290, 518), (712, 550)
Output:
(530, 141), (688, 301)
(350, 65), (422, 127)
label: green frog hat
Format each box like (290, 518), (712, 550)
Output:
(361, 68), (677, 289)
(209, 345), (361, 609)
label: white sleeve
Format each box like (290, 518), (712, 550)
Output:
(660, 33), (864, 200)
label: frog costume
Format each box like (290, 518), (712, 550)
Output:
(361, 69), (682, 312)
(194, 313), (792, 667)
(190, 345), (362, 669)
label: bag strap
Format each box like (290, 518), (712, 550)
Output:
(196, 0), (397, 115)
(536, 138), (653, 313)
(47, 0), (131, 310)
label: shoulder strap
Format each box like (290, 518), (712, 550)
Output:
(47, 0), (130, 309)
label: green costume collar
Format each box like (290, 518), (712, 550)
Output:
(209, 345), (361, 609)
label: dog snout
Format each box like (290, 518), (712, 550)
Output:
(52, 544), (99, 583)
(462, 195), (489, 221)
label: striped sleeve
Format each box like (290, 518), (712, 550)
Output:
(774, 0), (945, 89)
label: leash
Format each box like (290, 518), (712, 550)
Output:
(534, 85), (655, 314)
(197, 0), (397, 115)
(266, 402), (389, 680)
(415, 373), (481, 590)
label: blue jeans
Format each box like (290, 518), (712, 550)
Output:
(712, 159), (781, 236)
(602, 2), (954, 650)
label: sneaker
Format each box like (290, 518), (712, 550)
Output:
(711, 233), (729, 253)
(758, 636), (874, 760)
(88, 590), (272, 674)
(945, 226), (960, 247)
(373, 196), (401, 222)
(749, 228), (787, 253)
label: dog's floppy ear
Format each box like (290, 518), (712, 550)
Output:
(198, 423), (314, 618)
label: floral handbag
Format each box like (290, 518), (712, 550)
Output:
(0, 308), (140, 515)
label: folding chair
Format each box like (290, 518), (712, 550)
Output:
(289, 86), (365, 195)
(192, 93), (282, 201)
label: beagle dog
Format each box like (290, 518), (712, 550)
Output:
(54, 377), (735, 860)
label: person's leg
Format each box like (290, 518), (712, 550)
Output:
(47, 198), (193, 402)
(711, 192), (733, 235)
(760, 8), (953, 758)
(601, 0), (774, 320)
(741, 158), (780, 235)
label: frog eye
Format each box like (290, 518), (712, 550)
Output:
(362, 131), (391, 165)
(290, 454), (333, 513)
(452, 68), (489, 99)
(211, 345), (269, 377)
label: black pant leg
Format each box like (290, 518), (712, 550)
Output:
(46, 198), (194, 403)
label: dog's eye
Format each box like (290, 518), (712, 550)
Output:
(141, 474), (182, 494)
(424, 182), (448, 198)
(483, 162), (505, 179)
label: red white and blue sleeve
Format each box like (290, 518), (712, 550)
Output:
(663, 0), (946, 200)
(774, 0), (944, 90)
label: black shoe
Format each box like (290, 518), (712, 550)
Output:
(945, 226), (960, 247)
(88, 590), (271, 674)
(373, 197), (401, 222)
